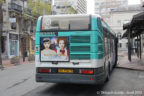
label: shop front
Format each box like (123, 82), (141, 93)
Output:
(29, 36), (35, 55)
(7, 33), (19, 58)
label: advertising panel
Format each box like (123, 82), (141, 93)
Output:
(40, 37), (69, 61)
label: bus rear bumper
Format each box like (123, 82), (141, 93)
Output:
(36, 72), (105, 84)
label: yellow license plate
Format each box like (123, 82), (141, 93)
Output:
(58, 69), (73, 73)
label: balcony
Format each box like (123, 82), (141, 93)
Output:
(2, 3), (7, 11)
(9, 2), (22, 13)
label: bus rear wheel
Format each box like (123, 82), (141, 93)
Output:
(105, 65), (110, 82)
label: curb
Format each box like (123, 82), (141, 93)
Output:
(1, 61), (35, 70)
(116, 66), (144, 71)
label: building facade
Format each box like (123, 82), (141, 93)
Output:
(76, 0), (87, 14)
(52, 0), (76, 14)
(95, 0), (128, 22)
(1, 0), (36, 59)
(52, 0), (87, 14)
(108, 5), (144, 49)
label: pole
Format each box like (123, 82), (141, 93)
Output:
(128, 28), (131, 62)
(137, 36), (139, 57)
(140, 35), (142, 59)
(22, 0), (25, 62)
(0, 3), (4, 70)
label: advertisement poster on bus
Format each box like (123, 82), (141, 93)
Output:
(40, 37), (69, 61)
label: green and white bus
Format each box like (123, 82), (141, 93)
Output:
(35, 14), (118, 84)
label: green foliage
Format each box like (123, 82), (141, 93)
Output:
(0, 0), (3, 4)
(61, 6), (76, 14)
(24, 12), (28, 20)
(68, 6), (76, 14)
(27, 0), (51, 16)
(60, 1), (76, 14)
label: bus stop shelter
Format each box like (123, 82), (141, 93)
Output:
(123, 12), (144, 61)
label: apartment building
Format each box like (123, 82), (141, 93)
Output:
(52, 0), (87, 14)
(77, 0), (87, 14)
(95, 0), (128, 22)
(109, 5), (144, 49)
(1, 0), (36, 59)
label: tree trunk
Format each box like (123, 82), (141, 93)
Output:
(0, 3), (3, 69)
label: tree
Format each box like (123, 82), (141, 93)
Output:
(27, 0), (51, 16)
(68, 6), (76, 14)
(0, 0), (3, 70)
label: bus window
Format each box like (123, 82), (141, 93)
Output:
(41, 15), (90, 31)
(70, 20), (89, 30)
(97, 18), (103, 32)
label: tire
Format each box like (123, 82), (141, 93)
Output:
(113, 60), (117, 68)
(105, 65), (110, 82)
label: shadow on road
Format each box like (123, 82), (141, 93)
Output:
(23, 68), (144, 96)
(39, 83), (105, 96)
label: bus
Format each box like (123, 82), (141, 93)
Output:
(35, 14), (118, 84)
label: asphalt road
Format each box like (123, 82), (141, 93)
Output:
(0, 63), (144, 96)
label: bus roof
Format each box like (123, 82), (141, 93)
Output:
(38, 14), (116, 36)
(38, 14), (102, 20)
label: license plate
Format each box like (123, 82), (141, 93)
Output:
(58, 69), (73, 73)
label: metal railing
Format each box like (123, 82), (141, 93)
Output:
(9, 2), (22, 13)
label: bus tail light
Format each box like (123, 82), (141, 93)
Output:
(38, 68), (51, 73)
(80, 69), (94, 74)
(90, 78), (94, 80)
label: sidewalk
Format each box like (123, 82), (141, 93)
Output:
(2, 52), (144, 71)
(117, 50), (144, 71)
(2, 57), (34, 68)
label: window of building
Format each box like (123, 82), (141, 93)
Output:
(56, 6), (60, 9)
(11, 23), (16, 29)
(23, 20), (28, 31)
(10, 40), (18, 56)
(117, 20), (121, 26)
(31, 40), (35, 50)
(95, 3), (99, 5)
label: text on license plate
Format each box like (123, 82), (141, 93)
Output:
(58, 69), (73, 73)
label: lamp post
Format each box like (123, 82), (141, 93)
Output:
(0, 2), (4, 70)
(18, 0), (26, 63)
(21, 0), (26, 62)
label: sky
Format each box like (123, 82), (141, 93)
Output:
(128, 0), (141, 5)
(87, 0), (141, 14)
(87, 0), (95, 14)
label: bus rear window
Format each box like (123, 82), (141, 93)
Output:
(41, 15), (90, 31)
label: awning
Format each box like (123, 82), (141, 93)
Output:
(131, 12), (144, 30)
(122, 11), (144, 61)
(123, 22), (130, 30)
(122, 30), (128, 38)
(131, 12), (144, 24)
(123, 12), (144, 38)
